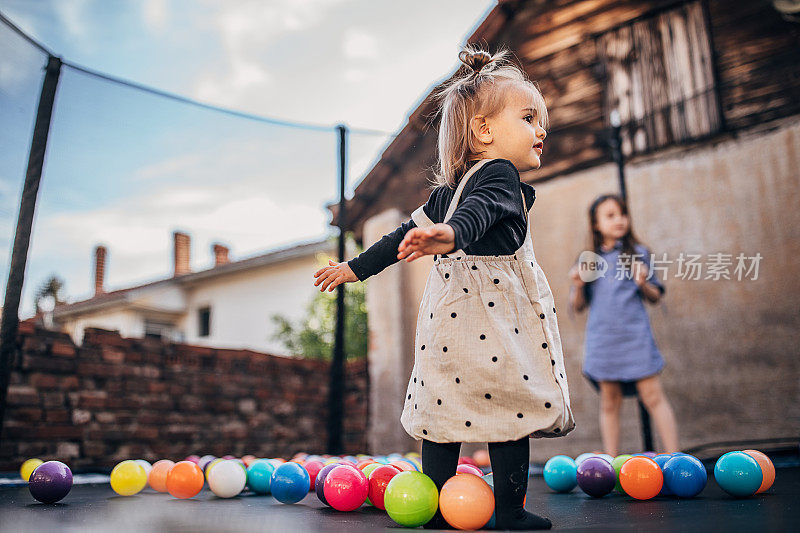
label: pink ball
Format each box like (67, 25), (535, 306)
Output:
(323, 464), (369, 511)
(458, 456), (478, 467)
(184, 455), (200, 464)
(456, 464), (483, 476)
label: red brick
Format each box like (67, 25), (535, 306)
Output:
(6, 385), (38, 406)
(50, 341), (76, 358)
(21, 354), (75, 373)
(34, 425), (83, 439)
(77, 391), (107, 409)
(11, 407), (43, 422)
(101, 346), (125, 363)
(45, 409), (70, 423)
(29, 373), (61, 390)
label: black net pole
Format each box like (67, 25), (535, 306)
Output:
(326, 124), (348, 454)
(0, 55), (62, 447)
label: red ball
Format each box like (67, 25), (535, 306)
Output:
(458, 457), (478, 467)
(368, 465), (401, 510)
(323, 464), (369, 511)
(305, 460), (325, 491)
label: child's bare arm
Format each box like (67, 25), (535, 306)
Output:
(568, 264), (587, 313)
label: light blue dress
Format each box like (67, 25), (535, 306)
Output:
(582, 240), (665, 383)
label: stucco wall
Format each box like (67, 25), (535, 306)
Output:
(364, 118), (800, 460)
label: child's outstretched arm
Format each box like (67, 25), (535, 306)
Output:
(400, 160), (523, 262)
(314, 189), (442, 290)
(313, 258), (359, 292)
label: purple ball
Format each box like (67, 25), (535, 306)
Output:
(576, 457), (616, 498)
(314, 463), (342, 505)
(642, 451), (657, 458)
(29, 461), (72, 503)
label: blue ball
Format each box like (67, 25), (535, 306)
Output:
(652, 454), (673, 496)
(270, 462), (310, 504)
(663, 455), (707, 498)
(482, 473), (496, 529)
(247, 461), (275, 494)
(714, 452), (762, 497)
(543, 455), (578, 493)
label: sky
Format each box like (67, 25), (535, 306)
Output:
(0, 0), (495, 317)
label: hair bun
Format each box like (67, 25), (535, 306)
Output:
(458, 49), (493, 74)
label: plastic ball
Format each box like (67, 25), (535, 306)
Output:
(208, 460), (247, 498)
(205, 458), (224, 480)
(166, 461), (204, 499)
(390, 460), (416, 472)
(611, 454), (633, 493)
(619, 456), (663, 500)
(28, 461), (72, 503)
(367, 464), (401, 510)
(577, 457), (616, 497)
(652, 454), (674, 496)
(663, 455), (706, 498)
(241, 455), (256, 467)
(439, 474), (494, 530)
(198, 455), (215, 471)
(473, 449), (491, 468)
(21, 458), (44, 481)
(246, 460), (275, 494)
(458, 456), (478, 467)
(356, 459), (377, 471)
(315, 463), (342, 505)
(575, 452), (595, 465)
(595, 454), (614, 464)
(384, 471), (439, 528)
(324, 464), (369, 511)
(134, 459), (152, 478)
(271, 462), (310, 504)
(110, 460), (147, 496)
(714, 451), (762, 497)
(304, 460), (325, 490)
(148, 460), (175, 492)
(742, 450), (775, 493)
(543, 455), (578, 493)
(184, 455), (200, 465)
(456, 464), (483, 476)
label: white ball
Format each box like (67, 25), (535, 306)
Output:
(208, 460), (247, 498)
(575, 452), (595, 465)
(596, 454), (614, 464)
(134, 459), (152, 477)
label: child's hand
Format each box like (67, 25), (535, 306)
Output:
(397, 223), (456, 262)
(632, 261), (649, 287)
(569, 265), (585, 287)
(313, 259), (358, 292)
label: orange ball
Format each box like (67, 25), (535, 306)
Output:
(619, 457), (663, 500)
(439, 474), (495, 530)
(473, 449), (490, 468)
(148, 460), (175, 492)
(743, 450), (775, 493)
(241, 455), (256, 467)
(356, 460), (377, 471)
(389, 460), (416, 472)
(166, 461), (204, 499)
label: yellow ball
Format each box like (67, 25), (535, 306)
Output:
(21, 458), (44, 481)
(110, 460), (147, 496)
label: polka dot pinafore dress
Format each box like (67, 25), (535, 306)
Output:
(400, 159), (575, 443)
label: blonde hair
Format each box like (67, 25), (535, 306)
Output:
(430, 45), (549, 188)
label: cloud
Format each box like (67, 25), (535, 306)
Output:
(342, 28), (378, 59)
(142, 0), (169, 32)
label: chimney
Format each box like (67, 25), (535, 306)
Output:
(173, 231), (191, 276)
(94, 245), (107, 296)
(213, 243), (230, 267)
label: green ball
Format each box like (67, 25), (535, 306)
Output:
(384, 471), (439, 527)
(611, 455), (633, 493)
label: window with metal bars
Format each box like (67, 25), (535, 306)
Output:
(598, 1), (722, 156)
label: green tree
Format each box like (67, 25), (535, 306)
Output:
(34, 274), (66, 313)
(270, 242), (368, 360)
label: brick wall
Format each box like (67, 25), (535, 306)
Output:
(0, 323), (368, 470)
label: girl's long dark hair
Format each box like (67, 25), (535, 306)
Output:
(588, 194), (642, 270)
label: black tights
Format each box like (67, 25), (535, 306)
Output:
(421, 438), (551, 530)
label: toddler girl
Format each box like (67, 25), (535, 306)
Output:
(314, 46), (574, 530)
(568, 193), (679, 456)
